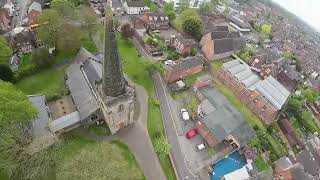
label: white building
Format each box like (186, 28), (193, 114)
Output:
(122, 0), (149, 15)
(163, 0), (206, 9)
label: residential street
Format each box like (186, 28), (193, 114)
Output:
(153, 73), (199, 180)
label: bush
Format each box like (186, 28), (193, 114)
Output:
(167, 51), (181, 60)
(0, 64), (14, 82)
(190, 48), (197, 56)
(121, 23), (134, 39)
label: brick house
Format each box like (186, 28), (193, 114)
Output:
(218, 59), (290, 125)
(28, 2), (42, 25)
(170, 35), (195, 55)
(193, 74), (212, 89)
(200, 30), (246, 61)
(164, 56), (205, 83)
(141, 13), (169, 31)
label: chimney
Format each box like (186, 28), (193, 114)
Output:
(102, 6), (126, 97)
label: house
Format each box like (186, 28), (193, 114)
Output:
(195, 86), (255, 148)
(278, 119), (300, 147)
(111, 0), (124, 16)
(28, 1), (42, 25)
(227, 15), (251, 33)
(201, 13), (227, 32)
(274, 157), (316, 180)
(122, 0), (149, 15)
(170, 35), (195, 55)
(193, 74), (212, 89)
(249, 49), (302, 91)
(141, 13), (169, 30)
(164, 56), (205, 83)
(0, 0), (13, 32)
(218, 59), (290, 125)
(200, 30), (246, 60)
(163, 0), (205, 9)
(8, 27), (38, 54)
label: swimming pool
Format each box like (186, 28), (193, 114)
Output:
(210, 151), (247, 180)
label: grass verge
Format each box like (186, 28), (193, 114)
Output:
(118, 37), (176, 180)
(255, 156), (269, 172)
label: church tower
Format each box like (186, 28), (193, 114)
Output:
(97, 6), (136, 134)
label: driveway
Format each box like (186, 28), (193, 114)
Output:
(153, 73), (200, 180)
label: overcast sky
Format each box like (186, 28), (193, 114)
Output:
(271, 0), (320, 32)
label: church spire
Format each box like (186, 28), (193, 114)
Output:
(102, 6), (126, 97)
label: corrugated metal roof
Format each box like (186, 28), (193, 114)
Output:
(255, 76), (290, 110)
(49, 111), (81, 132)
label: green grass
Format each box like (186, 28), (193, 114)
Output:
(80, 32), (98, 53)
(118, 37), (176, 180)
(255, 156), (269, 172)
(19, 53), (33, 69)
(88, 124), (111, 136)
(11, 134), (145, 180)
(16, 67), (66, 99)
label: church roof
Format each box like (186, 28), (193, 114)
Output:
(66, 60), (99, 120)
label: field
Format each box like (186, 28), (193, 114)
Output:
(118, 37), (176, 180)
(12, 134), (144, 180)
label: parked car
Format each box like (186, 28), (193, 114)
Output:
(180, 108), (190, 121)
(196, 143), (206, 151)
(186, 128), (198, 139)
(164, 60), (175, 66)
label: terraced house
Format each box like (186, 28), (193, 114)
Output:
(218, 59), (290, 125)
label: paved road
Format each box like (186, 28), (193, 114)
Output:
(153, 73), (199, 180)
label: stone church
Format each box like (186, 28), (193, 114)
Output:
(49, 8), (136, 134)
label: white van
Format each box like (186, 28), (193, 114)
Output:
(196, 143), (206, 151)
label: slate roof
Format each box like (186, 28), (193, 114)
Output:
(49, 111), (81, 133)
(29, 95), (51, 138)
(112, 0), (122, 8)
(199, 87), (255, 146)
(126, 0), (146, 7)
(168, 56), (205, 72)
(82, 58), (102, 87)
(28, 1), (42, 13)
(66, 53), (99, 120)
(296, 149), (320, 177)
(228, 15), (251, 29)
(211, 31), (240, 40)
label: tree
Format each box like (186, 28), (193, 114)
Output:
(0, 81), (37, 175)
(120, 23), (134, 39)
(32, 47), (53, 69)
(286, 96), (303, 117)
(167, 11), (176, 21)
(0, 36), (12, 64)
(300, 111), (316, 133)
(77, 5), (99, 35)
(154, 136), (170, 155)
(199, 1), (215, 13)
(303, 88), (318, 103)
(37, 9), (65, 47)
(51, 0), (75, 18)
(261, 24), (272, 34)
(163, 2), (174, 14)
(237, 48), (253, 63)
(144, 0), (158, 12)
(0, 64), (13, 82)
(57, 24), (81, 53)
(183, 16), (202, 40)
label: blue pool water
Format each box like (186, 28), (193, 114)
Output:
(210, 151), (247, 180)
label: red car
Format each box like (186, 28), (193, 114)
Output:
(186, 129), (198, 139)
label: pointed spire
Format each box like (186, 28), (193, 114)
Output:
(102, 5), (126, 97)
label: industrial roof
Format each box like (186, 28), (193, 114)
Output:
(255, 76), (290, 110)
(223, 59), (260, 90)
(49, 111), (81, 133)
(223, 59), (290, 109)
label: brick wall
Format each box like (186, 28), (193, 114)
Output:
(164, 64), (204, 83)
(218, 68), (278, 125)
(201, 33), (214, 60)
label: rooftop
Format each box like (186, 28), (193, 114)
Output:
(28, 1), (42, 13)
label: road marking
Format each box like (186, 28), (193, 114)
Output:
(157, 73), (198, 179)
